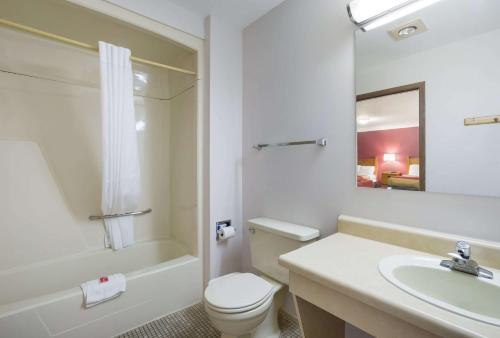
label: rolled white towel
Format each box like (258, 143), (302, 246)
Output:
(80, 273), (126, 308)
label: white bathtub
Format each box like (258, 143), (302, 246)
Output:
(0, 240), (203, 338)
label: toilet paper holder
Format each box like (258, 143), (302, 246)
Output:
(216, 220), (233, 241)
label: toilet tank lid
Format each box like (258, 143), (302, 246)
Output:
(248, 218), (320, 242)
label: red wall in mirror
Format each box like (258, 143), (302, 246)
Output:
(357, 127), (419, 182)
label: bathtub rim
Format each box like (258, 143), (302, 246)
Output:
(0, 254), (200, 319)
(0, 238), (187, 276)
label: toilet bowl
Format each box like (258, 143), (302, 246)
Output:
(204, 273), (285, 338)
(204, 218), (320, 338)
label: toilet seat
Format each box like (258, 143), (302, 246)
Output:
(204, 273), (275, 314)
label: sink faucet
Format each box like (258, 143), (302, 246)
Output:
(440, 241), (494, 279)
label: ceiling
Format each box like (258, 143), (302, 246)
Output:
(167, 0), (287, 29)
(356, 0), (500, 69)
(357, 90), (419, 132)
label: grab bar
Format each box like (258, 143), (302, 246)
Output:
(253, 138), (327, 151)
(89, 208), (152, 220)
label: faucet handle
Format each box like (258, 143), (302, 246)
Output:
(456, 241), (471, 259)
(448, 252), (467, 262)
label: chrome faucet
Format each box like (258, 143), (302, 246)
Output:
(440, 241), (493, 279)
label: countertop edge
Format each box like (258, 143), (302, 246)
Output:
(278, 234), (490, 338)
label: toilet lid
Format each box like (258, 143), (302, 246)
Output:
(204, 273), (274, 311)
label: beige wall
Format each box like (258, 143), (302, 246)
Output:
(0, 22), (197, 268)
(0, 0), (196, 72)
(170, 87), (198, 255)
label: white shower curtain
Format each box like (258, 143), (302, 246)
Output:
(99, 41), (141, 250)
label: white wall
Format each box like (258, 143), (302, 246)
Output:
(242, 0), (500, 327)
(206, 16), (243, 281)
(243, 0), (500, 267)
(357, 28), (500, 197)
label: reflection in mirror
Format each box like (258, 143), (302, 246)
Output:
(357, 83), (425, 191)
(354, 0), (500, 197)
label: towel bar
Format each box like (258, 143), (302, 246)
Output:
(89, 208), (152, 220)
(253, 138), (327, 151)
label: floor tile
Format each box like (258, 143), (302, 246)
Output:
(117, 303), (301, 338)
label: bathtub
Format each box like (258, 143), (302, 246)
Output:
(0, 239), (203, 338)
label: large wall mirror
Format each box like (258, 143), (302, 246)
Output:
(354, 0), (500, 198)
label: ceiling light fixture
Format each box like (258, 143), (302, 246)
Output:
(347, 0), (442, 31)
(389, 19), (427, 41)
(398, 25), (418, 37)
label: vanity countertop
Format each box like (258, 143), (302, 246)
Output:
(279, 224), (500, 338)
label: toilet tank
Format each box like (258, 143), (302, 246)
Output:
(248, 218), (320, 284)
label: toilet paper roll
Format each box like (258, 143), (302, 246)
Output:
(218, 226), (236, 241)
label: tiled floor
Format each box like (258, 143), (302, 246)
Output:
(277, 310), (302, 338)
(117, 303), (301, 338)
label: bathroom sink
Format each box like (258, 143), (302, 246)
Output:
(379, 255), (500, 326)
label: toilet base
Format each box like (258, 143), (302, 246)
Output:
(219, 285), (286, 338)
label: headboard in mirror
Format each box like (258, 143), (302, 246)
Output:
(357, 157), (378, 188)
(354, 0), (500, 198)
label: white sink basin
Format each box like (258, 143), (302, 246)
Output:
(379, 255), (500, 326)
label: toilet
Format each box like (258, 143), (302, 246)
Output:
(204, 218), (320, 338)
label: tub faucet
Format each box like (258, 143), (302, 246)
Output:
(440, 241), (493, 279)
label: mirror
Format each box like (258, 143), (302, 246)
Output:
(355, 0), (500, 197)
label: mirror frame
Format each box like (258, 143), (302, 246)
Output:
(356, 81), (426, 191)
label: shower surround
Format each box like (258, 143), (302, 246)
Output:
(0, 0), (204, 336)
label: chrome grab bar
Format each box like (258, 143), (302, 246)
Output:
(89, 208), (152, 220)
(253, 138), (327, 151)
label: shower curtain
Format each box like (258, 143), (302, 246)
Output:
(99, 41), (141, 250)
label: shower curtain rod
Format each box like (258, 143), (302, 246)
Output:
(0, 18), (197, 76)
